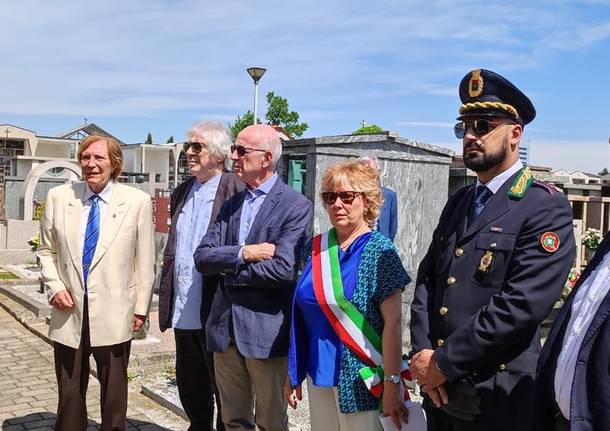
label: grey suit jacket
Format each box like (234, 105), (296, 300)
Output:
(194, 178), (313, 358)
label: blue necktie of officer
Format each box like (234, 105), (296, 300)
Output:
(82, 194), (100, 288)
(470, 185), (492, 225)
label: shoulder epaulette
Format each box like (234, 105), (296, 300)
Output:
(507, 166), (534, 199)
(531, 179), (560, 195)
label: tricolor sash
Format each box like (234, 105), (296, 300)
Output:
(311, 229), (411, 401)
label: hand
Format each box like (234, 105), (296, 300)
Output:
(51, 290), (75, 309)
(409, 349), (447, 390)
(382, 382), (409, 430)
(132, 314), (146, 333)
(421, 383), (448, 408)
(284, 378), (302, 409)
(242, 243), (276, 262)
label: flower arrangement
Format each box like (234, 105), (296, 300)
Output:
(27, 233), (40, 253)
(582, 228), (603, 251)
(561, 268), (581, 300)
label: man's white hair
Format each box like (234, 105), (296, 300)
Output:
(358, 155), (380, 171)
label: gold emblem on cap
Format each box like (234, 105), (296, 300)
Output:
(468, 69), (484, 97)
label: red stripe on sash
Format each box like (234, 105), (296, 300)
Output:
(311, 234), (374, 366)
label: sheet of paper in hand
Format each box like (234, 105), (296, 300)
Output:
(379, 400), (426, 431)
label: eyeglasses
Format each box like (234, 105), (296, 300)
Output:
(231, 144), (267, 157)
(184, 141), (206, 154)
(453, 119), (514, 139)
(321, 191), (360, 205)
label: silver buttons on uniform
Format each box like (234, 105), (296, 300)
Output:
(447, 277), (456, 285)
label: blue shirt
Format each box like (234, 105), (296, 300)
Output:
(290, 232), (372, 387)
(172, 173), (221, 329)
(237, 173), (278, 260)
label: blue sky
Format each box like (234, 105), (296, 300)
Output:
(2, 0), (610, 171)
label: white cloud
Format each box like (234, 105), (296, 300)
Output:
(396, 121), (455, 129)
(1, 0), (610, 154)
(530, 139), (610, 171)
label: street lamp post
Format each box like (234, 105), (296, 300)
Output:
(247, 67), (266, 125)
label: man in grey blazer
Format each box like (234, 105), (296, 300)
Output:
(194, 124), (312, 431)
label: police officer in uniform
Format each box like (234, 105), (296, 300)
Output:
(409, 69), (576, 431)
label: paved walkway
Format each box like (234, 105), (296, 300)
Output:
(0, 304), (189, 431)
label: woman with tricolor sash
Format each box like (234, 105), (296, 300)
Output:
(285, 161), (413, 430)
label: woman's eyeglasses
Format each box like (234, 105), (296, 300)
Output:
(321, 191), (360, 205)
(184, 141), (205, 154)
(231, 144), (267, 157)
(453, 119), (514, 139)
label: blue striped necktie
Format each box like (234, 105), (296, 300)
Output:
(469, 185), (492, 225)
(82, 194), (100, 287)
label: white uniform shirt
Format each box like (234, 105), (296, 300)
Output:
(554, 250), (610, 418)
(475, 160), (523, 194)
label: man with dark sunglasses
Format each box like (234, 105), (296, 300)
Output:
(158, 121), (243, 431)
(410, 69), (575, 431)
(194, 124), (313, 431)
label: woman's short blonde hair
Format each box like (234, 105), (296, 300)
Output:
(320, 161), (383, 227)
(77, 135), (123, 180)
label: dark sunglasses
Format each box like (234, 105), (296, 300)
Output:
(454, 119), (514, 139)
(321, 191), (360, 205)
(231, 144), (267, 157)
(184, 141), (206, 154)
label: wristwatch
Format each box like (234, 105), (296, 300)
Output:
(384, 374), (401, 384)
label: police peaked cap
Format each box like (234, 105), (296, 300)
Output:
(457, 68), (536, 125)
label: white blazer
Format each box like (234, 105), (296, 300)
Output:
(39, 182), (155, 348)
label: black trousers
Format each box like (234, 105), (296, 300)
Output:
(54, 300), (131, 431)
(174, 328), (224, 431)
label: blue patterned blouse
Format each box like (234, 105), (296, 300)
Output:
(288, 230), (411, 413)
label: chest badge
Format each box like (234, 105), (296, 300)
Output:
(490, 226), (503, 233)
(540, 232), (560, 253)
(478, 250), (494, 273)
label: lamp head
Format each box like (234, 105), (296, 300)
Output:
(247, 67), (266, 83)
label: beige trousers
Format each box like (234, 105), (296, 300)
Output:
(307, 377), (382, 431)
(214, 343), (288, 431)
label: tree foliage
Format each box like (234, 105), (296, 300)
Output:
(352, 123), (384, 135)
(145, 133), (153, 145)
(230, 91), (308, 140)
(264, 91), (308, 138)
(599, 167), (608, 176)
(166, 136), (174, 143)
(230, 111), (257, 140)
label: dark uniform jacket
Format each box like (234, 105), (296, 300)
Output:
(533, 233), (610, 431)
(411, 167), (575, 430)
(158, 173), (243, 331)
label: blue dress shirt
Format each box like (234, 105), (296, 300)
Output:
(172, 172), (221, 329)
(290, 232), (372, 387)
(237, 173), (278, 260)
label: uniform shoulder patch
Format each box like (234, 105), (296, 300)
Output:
(540, 231), (560, 253)
(507, 166), (534, 199)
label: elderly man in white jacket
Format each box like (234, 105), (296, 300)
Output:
(39, 134), (155, 431)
